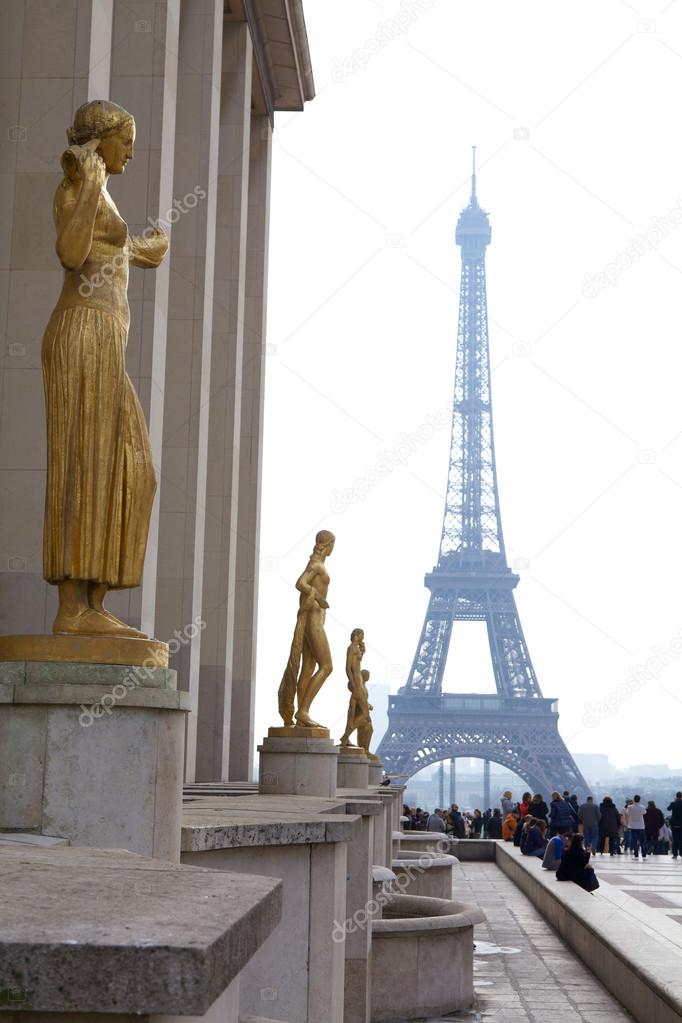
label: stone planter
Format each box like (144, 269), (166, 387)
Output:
(394, 830), (452, 854)
(391, 849), (458, 899)
(371, 893), (485, 1023)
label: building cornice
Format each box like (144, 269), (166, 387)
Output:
(238, 0), (315, 116)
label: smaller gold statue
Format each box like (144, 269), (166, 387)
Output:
(277, 530), (335, 729)
(340, 628), (374, 753)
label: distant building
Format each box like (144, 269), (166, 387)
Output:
(574, 754), (618, 783)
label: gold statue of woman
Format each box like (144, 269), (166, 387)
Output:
(42, 100), (168, 637)
(340, 628), (374, 752)
(278, 530), (335, 728)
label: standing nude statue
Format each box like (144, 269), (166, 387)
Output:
(42, 100), (168, 637)
(340, 628), (374, 752)
(278, 530), (335, 728)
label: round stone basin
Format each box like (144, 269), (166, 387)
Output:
(393, 830), (453, 854)
(371, 893), (485, 1023)
(391, 849), (459, 900)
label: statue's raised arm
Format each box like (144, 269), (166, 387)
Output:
(42, 100), (168, 639)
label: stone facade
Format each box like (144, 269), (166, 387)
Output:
(0, 0), (314, 783)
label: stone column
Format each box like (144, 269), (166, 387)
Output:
(0, 0), (91, 637)
(104, 0), (179, 634)
(228, 113), (272, 782)
(152, 0), (224, 782)
(196, 21), (252, 781)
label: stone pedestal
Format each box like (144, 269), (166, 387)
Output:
(368, 758), (384, 785)
(258, 730), (338, 797)
(0, 658), (189, 860)
(337, 746), (370, 789)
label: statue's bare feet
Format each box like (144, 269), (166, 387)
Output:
(53, 607), (145, 638)
(295, 711), (324, 729)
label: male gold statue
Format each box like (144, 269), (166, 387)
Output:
(340, 628), (374, 752)
(278, 530), (335, 728)
(42, 101), (168, 637)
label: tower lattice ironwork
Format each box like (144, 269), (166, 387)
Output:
(376, 153), (587, 797)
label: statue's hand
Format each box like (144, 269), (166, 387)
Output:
(317, 598), (329, 610)
(79, 149), (106, 190)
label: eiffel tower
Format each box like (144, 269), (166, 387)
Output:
(377, 152), (588, 798)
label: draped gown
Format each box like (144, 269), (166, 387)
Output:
(42, 181), (162, 588)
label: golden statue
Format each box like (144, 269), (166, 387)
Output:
(277, 530), (335, 729)
(42, 101), (168, 638)
(340, 628), (374, 753)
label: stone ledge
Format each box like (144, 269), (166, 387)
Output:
(182, 800), (359, 852)
(8, 682), (190, 710)
(0, 844), (282, 1015)
(496, 842), (682, 1023)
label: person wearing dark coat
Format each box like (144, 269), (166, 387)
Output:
(528, 794), (549, 823)
(487, 809), (503, 839)
(549, 791), (576, 836)
(556, 833), (599, 892)
(644, 802), (664, 855)
(522, 820), (548, 858)
(668, 792), (682, 859)
(598, 796), (621, 854)
(514, 814), (532, 847)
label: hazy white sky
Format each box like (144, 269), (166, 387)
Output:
(256, 0), (682, 773)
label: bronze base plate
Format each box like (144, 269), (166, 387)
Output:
(0, 634), (169, 668)
(268, 725), (331, 739)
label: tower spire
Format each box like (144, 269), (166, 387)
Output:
(471, 144), (477, 204)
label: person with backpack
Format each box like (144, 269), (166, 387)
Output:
(549, 791), (575, 836)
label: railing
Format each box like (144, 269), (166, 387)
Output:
(387, 694), (558, 715)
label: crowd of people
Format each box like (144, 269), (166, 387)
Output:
(401, 789), (682, 893)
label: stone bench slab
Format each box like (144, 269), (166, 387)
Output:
(0, 844), (282, 1015)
